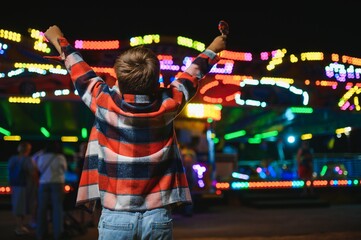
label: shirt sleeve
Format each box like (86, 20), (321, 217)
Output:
(169, 49), (221, 109)
(57, 37), (109, 114)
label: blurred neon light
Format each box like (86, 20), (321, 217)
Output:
(254, 130), (278, 139)
(40, 127), (50, 138)
(130, 34), (160, 47)
(219, 50), (252, 61)
(8, 96), (41, 104)
(248, 138), (261, 144)
(3, 135), (21, 141)
(0, 186), (11, 194)
(216, 182), (230, 189)
(81, 128), (88, 139)
(74, 40), (120, 50)
(224, 130), (246, 140)
(226, 179), (361, 190)
(193, 164), (207, 188)
(185, 103), (221, 121)
(300, 52), (324, 61)
(290, 107), (313, 114)
(301, 133), (312, 140)
(232, 172), (250, 180)
(237, 77), (308, 107)
(61, 136), (78, 142)
(335, 127), (351, 135)
(0, 29), (21, 42)
(0, 127), (11, 136)
(177, 36), (205, 52)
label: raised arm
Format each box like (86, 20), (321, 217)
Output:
(44, 25), (64, 56)
(183, 34), (227, 81)
(206, 35), (227, 54)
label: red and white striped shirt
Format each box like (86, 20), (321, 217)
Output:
(58, 37), (220, 211)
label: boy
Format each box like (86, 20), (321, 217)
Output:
(44, 25), (226, 239)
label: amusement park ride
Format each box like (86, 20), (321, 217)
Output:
(1, 20), (361, 198)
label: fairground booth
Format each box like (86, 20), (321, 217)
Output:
(1, 26), (361, 204)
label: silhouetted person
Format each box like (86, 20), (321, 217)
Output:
(7, 141), (36, 235)
(33, 141), (67, 240)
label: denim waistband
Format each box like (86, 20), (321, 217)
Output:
(102, 206), (172, 217)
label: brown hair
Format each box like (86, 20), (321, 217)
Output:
(17, 141), (32, 155)
(114, 46), (160, 95)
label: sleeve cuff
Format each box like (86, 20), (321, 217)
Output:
(203, 49), (217, 59)
(57, 37), (69, 47)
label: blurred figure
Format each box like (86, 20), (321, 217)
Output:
(28, 149), (39, 230)
(296, 141), (314, 195)
(7, 141), (36, 235)
(33, 141), (67, 240)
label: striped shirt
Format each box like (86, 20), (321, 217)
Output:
(57, 37), (220, 211)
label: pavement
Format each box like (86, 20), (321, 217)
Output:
(1, 188), (361, 240)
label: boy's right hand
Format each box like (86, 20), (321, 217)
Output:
(44, 25), (64, 55)
(206, 35), (227, 54)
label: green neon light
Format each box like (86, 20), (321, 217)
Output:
(290, 107), (313, 114)
(224, 130), (246, 140)
(81, 128), (88, 139)
(177, 36), (205, 52)
(248, 138), (261, 144)
(254, 130), (278, 139)
(45, 102), (52, 128)
(320, 165), (328, 176)
(40, 127), (50, 138)
(0, 127), (11, 136)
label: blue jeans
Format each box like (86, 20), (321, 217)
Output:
(36, 183), (64, 240)
(98, 207), (173, 240)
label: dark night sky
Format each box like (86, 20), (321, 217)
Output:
(2, 5), (361, 56)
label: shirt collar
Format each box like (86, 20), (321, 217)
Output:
(122, 94), (153, 104)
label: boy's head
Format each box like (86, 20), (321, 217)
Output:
(114, 46), (160, 95)
(17, 141), (32, 155)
